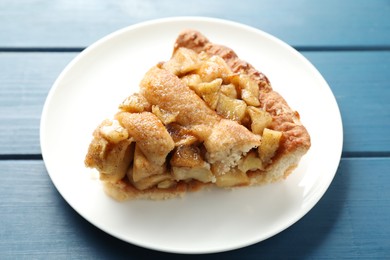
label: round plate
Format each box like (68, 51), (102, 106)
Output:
(40, 17), (343, 254)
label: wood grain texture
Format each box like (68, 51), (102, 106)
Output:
(0, 0), (389, 48)
(0, 159), (389, 259)
(1, 51), (389, 155)
(0, 53), (77, 155)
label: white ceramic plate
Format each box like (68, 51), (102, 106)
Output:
(40, 17), (343, 254)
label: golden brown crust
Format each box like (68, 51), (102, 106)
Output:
(115, 111), (175, 165)
(103, 178), (208, 201)
(140, 66), (219, 128)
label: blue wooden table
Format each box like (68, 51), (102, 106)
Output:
(1, 1), (389, 258)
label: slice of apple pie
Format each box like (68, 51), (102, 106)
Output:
(84, 30), (311, 200)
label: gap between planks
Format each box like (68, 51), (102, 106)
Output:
(1, 46), (390, 53)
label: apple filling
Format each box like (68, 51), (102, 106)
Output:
(85, 47), (282, 191)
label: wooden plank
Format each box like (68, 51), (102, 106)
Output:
(0, 0), (389, 48)
(1, 51), (389, 155)
(0, 53), (78, 154)
(0, 158), (389, 258)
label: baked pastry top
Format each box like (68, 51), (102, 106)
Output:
(84, 30), (311, 200)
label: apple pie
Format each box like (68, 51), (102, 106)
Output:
(84, 30), (311, 200)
